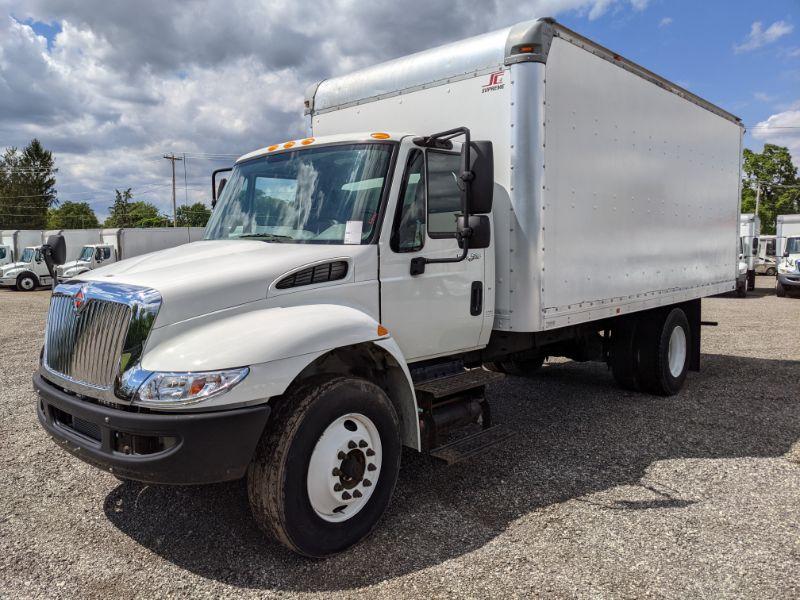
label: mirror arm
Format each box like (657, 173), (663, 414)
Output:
(211, 167), (233, 208)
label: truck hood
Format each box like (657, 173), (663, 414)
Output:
(60, 259), (89, 272)
(74, 240), (375, 327)
(1, 261), (29, 274)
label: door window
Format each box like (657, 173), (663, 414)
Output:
(426, 151), (462, 237)
(391, 151), (425, 252)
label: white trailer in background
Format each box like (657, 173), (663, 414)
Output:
(740, 213), (759, 290)
(776, 214), (800, 297)
(0, 229), (101, 290)
(59, 227), (206, 278)
(0, 230), (43, 268)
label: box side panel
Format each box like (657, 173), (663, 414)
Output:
(539, 37), (741, 329)
(312, 70), (514, 326)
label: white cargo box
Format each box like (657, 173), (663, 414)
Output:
(308, 18), (743, 333)
(776, 214), (800, 256)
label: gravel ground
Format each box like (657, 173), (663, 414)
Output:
(1, 277), (799, 599)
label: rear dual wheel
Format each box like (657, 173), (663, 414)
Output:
(247, 376), (401, 557)
(611, 308), (690, 396)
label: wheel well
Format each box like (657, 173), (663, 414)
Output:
(16, 271), (38, 284)
(281, 343), (419, 449)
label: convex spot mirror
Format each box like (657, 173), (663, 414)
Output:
(43, 235), (66, 265)
(460, 141), (494, 214)
(457, 215), (491, 250)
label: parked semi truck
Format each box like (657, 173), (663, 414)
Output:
(0, 230), (43, 268)
(740, 213), (759, 291)
(58, 227), (206, 278)
(776, 214), (800, 297)
(1, 229), (101, 290)
(34, 18), (742, 557)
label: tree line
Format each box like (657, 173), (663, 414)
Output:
(1, 139), (212, 230)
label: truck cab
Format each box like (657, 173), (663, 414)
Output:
(0, 246), (51, 290)
(0, 244), (12, 268)
(777, 235), (800, 297)
(59, 244), (116, 278)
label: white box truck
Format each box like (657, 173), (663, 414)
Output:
(1, 229), (101, 290)
(34, 18), (742, 557)
(58, 227), (206, 278)
(776, 214), (800, 297)
(740, 213), (759, 290)
(0, 230), (43, 268)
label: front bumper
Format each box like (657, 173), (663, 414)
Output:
(34, 373), (271, 484)
(778, 273), (800, 288)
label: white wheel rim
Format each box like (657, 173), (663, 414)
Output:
(667, 325), (687, 378)
(307, 413), (382, 523)
(20, 278), (33, 290)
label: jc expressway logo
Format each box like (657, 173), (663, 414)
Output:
(482, 70), (504, 93)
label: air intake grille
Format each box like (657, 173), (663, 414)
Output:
(275, 261), (348, 290)
(44, 295), (131, 389)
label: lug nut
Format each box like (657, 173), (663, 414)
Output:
(366, 449), (375, 457)
(334, 483), (342, 492)
(363, 479), (372, 487)
(348, 440), (357, 449)
(367, 463), (376, 471)
(337, 451), (346, 460)
(332, 468), (341, 476)
(342, 491), (352, 500)
(353, 490), (362, 498)
(358, 440), (368, 448)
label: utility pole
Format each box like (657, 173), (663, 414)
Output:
(163, 153), (183, 227)
(755, 182), (761, 217)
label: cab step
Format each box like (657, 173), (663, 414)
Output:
(428, 425), (516, 464)
(414, 368), (504, 399)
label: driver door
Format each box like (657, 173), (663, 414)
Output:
(379, 147), (486, 361)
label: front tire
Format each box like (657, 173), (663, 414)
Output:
(766, 267), (776, 277)
(747, 271), (756, 291)
(247, 376), (401, 557)
(776, 280), (787, 297)
(16, 273), (38, 291)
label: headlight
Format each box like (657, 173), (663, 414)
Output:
(135, 367), (249, 407)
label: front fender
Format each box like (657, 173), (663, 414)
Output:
(142, 304), (390, 371)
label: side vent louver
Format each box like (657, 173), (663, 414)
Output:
(275, 261), (348, 290)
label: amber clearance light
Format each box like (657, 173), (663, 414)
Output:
(370, 132), (391, 139)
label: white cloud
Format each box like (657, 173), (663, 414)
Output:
(751, 104), (800, 168)
(754, 92), (776, 102)
(734, 20), (794, 53)
(659, 17), (672, 28)
(0, 0), (653, 221)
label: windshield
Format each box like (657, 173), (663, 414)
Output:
(786, 237), (800, 254)
(21, 248), (34, 263)
(0, 247), (5, 259)
(79, 246), (94, 261)
(205, 143), (394, 244)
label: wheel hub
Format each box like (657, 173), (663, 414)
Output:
(307, 413), (382, 523)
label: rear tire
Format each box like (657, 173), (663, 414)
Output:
(776, 281), (787, 297)
(16, 273), (38, 291)
(635, 308), (690, 396)
(735, 278), (747, 298)
(610, 318), (641, 391)
(247, 376), (401, 557)
(747, 271), (756, 291)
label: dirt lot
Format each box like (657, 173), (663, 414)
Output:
(1, 277), (798, 599)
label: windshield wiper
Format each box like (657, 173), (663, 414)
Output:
(237, 233), (294, 242)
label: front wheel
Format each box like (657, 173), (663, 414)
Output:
(776, 280), (787, 297)
(765, 267), (776, 277)
(16, 273), (38, 291)
(247, 377), (401, 557)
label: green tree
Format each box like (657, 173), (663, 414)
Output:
(0, 139), (58, 229)
(176, 202), (211, 227)
(105, 190), (170, 228)
(47, 201), (100, 229)
(741, 144), (800, 234)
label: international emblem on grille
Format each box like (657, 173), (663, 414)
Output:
(73, 286), (88, 314)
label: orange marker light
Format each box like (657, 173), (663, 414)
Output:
(267, 144), (278, 151)
(377, 325), (389, 336)
(370, 132), (391, 139)
(301, 138), (315, 145)
(283, 141), (295, 149)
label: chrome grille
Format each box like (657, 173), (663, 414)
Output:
(44, 295), (132, 389)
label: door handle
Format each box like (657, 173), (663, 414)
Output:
(470, 281), (483, 316)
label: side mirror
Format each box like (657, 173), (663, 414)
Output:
(784, 251), (790, 258)
(457, 215), (491, 249)
(42, 235), (67, 265)
(218, 178), (227, 198)
(460, 141), (494, 214)
(211, 167), (233, 209)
